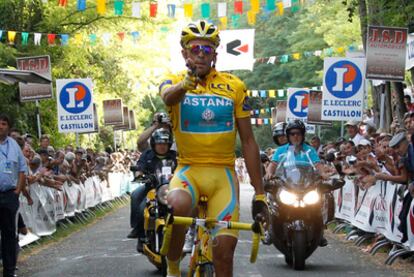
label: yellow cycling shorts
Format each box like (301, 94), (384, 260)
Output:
(168, 165), (240, 238)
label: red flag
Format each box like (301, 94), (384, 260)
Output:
(47, 34), (56, 45)
(234, 1), (243, 14)
(58, 0), (68, 7)
(117, 32), (125, 42)
(150, 2), (158, 17)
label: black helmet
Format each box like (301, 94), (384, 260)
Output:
(150, 128), (173, 151)
(286, 120), (306, 143)
(272, 122), (287, 145)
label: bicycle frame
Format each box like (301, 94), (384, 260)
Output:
(160, 196), (262, 276)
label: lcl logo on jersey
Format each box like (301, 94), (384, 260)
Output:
(288, 90), (309, 118)
(59, 82), (92, 114)
(325, 60), (363, 99)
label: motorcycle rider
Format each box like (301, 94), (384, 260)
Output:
(265, 119), (335, 246)
(128, 128), (177, 252)
(272, 122), (288, 147)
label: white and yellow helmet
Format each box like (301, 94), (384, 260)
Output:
(180, 20), (220, 48)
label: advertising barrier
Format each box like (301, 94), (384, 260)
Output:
(18, 172), (134, 247)
(334, 178), (406, 248)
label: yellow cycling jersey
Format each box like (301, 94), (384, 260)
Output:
(159, 68), (251, 167)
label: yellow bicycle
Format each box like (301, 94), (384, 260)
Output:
(160, 196), (263, 277)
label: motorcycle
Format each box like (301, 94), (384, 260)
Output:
(265, 146), (344, 270)
(131, 164), (172, 275)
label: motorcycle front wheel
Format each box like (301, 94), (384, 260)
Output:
(292, 231), (306, 270)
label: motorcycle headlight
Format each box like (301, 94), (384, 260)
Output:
(303, 190), (320, 205)
(157, 184), (169, 205)
(278, 189), (298, 206)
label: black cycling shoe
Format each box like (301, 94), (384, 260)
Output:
(127, 228), (139, 239)
(319, 236), (328, 247)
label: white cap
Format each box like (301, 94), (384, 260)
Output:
(357, 139), (371, 147)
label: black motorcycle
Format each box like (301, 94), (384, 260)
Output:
(265, 147), (344, 270)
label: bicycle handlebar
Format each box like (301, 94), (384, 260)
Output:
(160, 215), (263, 263)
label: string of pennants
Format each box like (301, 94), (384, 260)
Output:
(250, 117), (274, 125)
(246, 86), (322, 98)
(52, 0), (304, 24)
(254, 45), (364, 64)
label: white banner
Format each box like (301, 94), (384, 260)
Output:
(56, 78), (95, 133)
(321, 57), (365, 121)
(407, 33), (414, 71)
(215, 29), (255, 71)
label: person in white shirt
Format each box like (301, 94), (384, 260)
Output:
(345, 120), (364, 146)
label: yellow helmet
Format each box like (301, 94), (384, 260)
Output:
(180, 20), (220, 48)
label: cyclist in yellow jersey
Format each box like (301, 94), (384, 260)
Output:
(159, 20), (268, 277)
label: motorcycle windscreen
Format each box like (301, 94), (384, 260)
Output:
(275, 145), (319, 191)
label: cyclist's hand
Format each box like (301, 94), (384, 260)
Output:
(181, 72), (197, 91)
(252, 194), (269, 227)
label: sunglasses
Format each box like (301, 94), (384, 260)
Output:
(289, 132), (302, 137)
(187, 45), (215, 55)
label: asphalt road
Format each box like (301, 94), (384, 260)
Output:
(17, 184), (407, 277)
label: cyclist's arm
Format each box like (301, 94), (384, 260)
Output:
(161, 83), (187, 106)
(237, 117), (264, 194)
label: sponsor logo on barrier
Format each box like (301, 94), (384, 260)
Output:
(59, 81), (92, 114)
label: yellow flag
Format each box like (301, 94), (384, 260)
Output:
(270, 118), (273, 124)
(74, 33), (83, 44)
(269, 90), (276, 98)
(247, 10), (256, 25)
(247, 90), (252, 96)
(250, 0), (260, 13)
(184, 3), (193, 18)
(8, 31), (16, 44)
(276, 2), (284, 15)
(260, 109), (265, 114)
(97, 0), (106, 15)
(292, 53), (301, 60)
(219, 17), (228, 30)
(336, 47), (345, 53)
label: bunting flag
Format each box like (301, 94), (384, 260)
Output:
(219, 17), (228, 30)
(34, 33), (42, 45)
(114, 1), (124, 15)
(218, 2), (227, 18)
(117, 32), (125, 42)
(201, 3), (210, 19)
(97, 0), (106, 15)
(277, 2), (284, 15)
(184, 3), (193, 18)
(61, 34), (69, 45)
(47, 34), (56, 45)
(234, 1), (243, 14)
(247, 10), (257, 25)
(131, 31), (139, 42)
(167, 4), (176, 17)
(0, 31), (3, 41)
(251, 0), (260, 13)
(102, 33), (111, 46)
(283, 0), (292, 8)
(8, 31), (16, 44)
(21, 32), (29, 45)
(132, 2), (141, 18)
(149, 2), (157, 17)
(74, 33), (83, 44)
(58, 0), (68, 7)
(89, 34), (97, 45)
(77, 0), (86, 11)
(266, 0), (276, 11)
(231, 14), (240, 28)
(291, 0), (300, 12)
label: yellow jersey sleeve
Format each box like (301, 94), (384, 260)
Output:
(233, 76), (251, 119)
